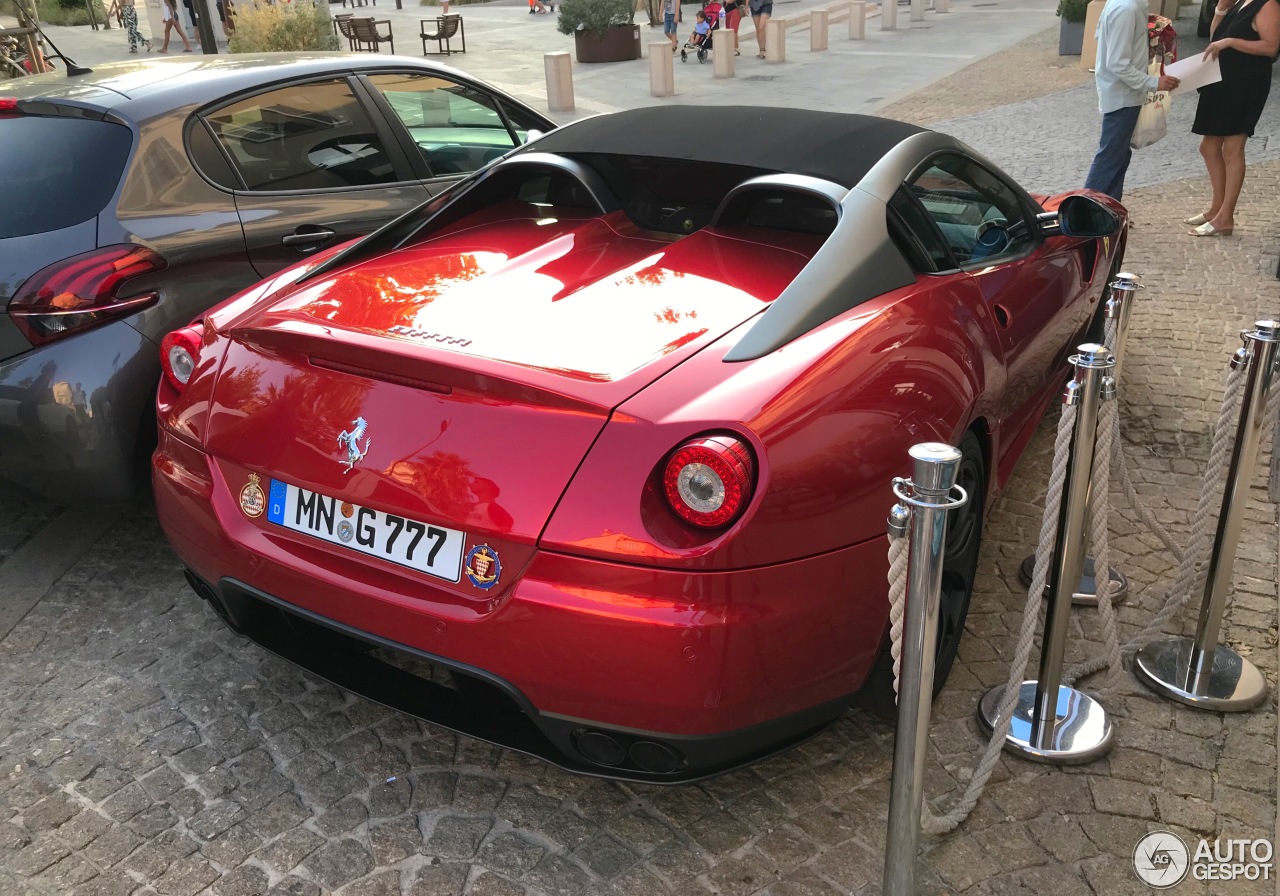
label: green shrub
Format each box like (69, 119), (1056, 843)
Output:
(228, 0), (340, 52)
(1056, 0), (1088, 23)
(556, 0), (633, 38)
(21, 0), (109, 26)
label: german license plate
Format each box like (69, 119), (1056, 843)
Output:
(266, 480), (465, 582)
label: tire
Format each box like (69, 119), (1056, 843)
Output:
(1085, 247), (1126, 345)
(858, 430), (986, 718)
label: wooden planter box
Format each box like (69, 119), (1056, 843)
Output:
(574, 23), (642, 62)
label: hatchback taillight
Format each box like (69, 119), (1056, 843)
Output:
(662, 435), (756, 528)
(9, 244), (166, 346)
(160, 324), (203, 393)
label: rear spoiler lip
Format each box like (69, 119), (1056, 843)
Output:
(228, 316), (617, 415)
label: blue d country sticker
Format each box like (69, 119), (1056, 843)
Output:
(267, 479), (288, 524)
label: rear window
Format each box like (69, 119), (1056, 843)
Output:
(0, 116), (132, 239)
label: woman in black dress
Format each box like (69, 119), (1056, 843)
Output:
(1186, 0), (1279, 236)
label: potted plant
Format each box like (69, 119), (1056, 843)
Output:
(1057, 0), (1089, 55)
(557, 0), (641, 62)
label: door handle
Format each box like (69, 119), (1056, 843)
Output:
(282, 228), (336, 250)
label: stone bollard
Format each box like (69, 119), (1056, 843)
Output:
(936, 0), (949, 12)
(649, 41), (675, 95)
(765, 18), (786, 61)
(1081, 0), (1104, 68)
(811, 8), (829, 50)
(713, 29), (735, 77)
(881, 0), (896, 30)
(544, 51), (574, 113)
(910, 0), (923, 21)
(849, 0), (866, 37)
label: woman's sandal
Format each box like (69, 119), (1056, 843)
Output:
(1189, 221), (1233, 237)
(1183, 213), (1208, 226)
(756, 51), (765, 58)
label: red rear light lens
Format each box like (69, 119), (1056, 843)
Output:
(0, 98), (18, 116)
(662, 435), (756, 528)
(9, 244), (167, 346)
(160, 325), (203, 392)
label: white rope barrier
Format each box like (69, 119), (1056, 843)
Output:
(886, 402), (1079, 834)
(887, 534), (909, 701)
(883, 300), (1266, 837)
(1063, 395), (1121, 687)
(1103, 316), (1186, 562)
(1122, 362), (1245, 655)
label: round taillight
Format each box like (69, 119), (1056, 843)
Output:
(662, 436), (755, 528)
(160, 325), (203, 392)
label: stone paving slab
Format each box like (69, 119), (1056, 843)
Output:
(2, 9), (1279, 896)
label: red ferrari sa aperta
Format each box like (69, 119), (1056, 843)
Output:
(154, 107), (1126, 782)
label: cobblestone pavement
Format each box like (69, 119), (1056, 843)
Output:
(2, 12), (1279, 896)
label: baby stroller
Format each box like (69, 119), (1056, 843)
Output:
(680, 1), (721, 63)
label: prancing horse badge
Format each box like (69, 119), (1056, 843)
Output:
(336, 417), (371, 473)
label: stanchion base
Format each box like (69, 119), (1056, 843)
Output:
(1133, 638), (1269, 711)
(1017, 553), (1128, 606)
(977, 681), (1113, 765)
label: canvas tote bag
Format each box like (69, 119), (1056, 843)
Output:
(1131, 59), (1171, 149)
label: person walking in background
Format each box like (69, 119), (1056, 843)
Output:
(749, 0), (771, 58)
(157, 0), (192, 52)
(662, 0), (680, 52)
(107, 0), (151, 52)
(1083, 0), (1179, 201)
(1184, 0), (1279, 236)
(723, 0), (742, 55)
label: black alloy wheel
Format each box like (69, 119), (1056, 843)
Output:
(858, 430), (986, 718)
(930, 430), (985, 690)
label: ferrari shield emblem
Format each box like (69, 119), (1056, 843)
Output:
(465, 545), (502, 590)
(240, 473), (265, 518)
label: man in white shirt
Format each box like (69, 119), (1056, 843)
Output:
(1083, 0), (1180, 200)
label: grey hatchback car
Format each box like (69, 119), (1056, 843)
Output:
(0, 55), (553, 503)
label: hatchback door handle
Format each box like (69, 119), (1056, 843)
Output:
(282, 228), (336, 249)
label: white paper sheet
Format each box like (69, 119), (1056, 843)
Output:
(1165, 55), (1223, 97)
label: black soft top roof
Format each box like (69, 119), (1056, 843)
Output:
(530, 106), (927, 190)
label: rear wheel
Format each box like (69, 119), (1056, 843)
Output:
(858, 430), (986, 718)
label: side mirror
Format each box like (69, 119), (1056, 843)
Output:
(1055, 194), (1120, 238)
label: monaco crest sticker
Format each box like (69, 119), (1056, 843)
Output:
(240, 473), (265, 518)
(464, 545), (502, 590)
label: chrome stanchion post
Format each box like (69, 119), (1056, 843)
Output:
(1108, 272), (1142, 375)
(979, 345), (1115, 763)
(1017, 276), (1140, 606)
(883, 443), (966, 896)
(1134, 321), (1280, 711)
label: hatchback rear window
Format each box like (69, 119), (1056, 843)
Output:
(0, 116), (132, 239)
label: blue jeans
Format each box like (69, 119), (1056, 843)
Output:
(1084, 105), (1141, 202)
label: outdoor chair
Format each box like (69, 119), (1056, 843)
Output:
(348, 16), (394, 52)
(420, 14), (465, 55)
(333, 13), (358, 48)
